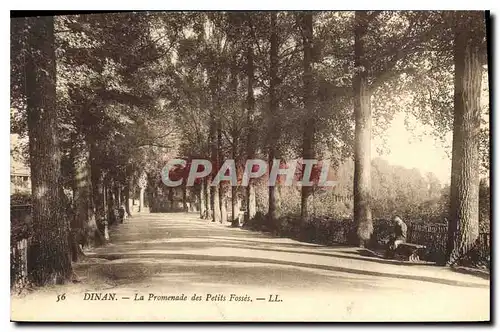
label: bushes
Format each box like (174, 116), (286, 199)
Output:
(244, 214), (356, 245)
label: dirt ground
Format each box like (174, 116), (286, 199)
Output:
(11, 212), (490, 322)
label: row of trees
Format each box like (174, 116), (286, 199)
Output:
(10, 11), (489, 285)
(11, 13), (189, 284)
(169, 11), (489, 262)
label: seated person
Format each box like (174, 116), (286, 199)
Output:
(386, 216), (407, 256)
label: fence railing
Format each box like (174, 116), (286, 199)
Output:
(407, 222), (490, 262)
(11, 204), (31, 289)
(11, 238), (30, 289)
(261, 216), (490, 266)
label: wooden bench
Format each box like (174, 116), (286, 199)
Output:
(396, 243), (426, 262)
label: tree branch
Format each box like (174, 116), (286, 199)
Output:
(136, 143), (173, 149)
(370, 66), (418, 92)
(366, 11), (383, 22)
(97, 88), (154, 107)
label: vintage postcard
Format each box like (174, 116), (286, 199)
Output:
(10, 10), (490, 322)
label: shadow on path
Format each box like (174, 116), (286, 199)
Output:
(82, 213), (489, 294)
(86, 251), (488, 289)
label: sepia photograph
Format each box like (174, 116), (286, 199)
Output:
(9, 9), (491, 322)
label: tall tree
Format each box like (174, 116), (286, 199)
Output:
(228, 52), (241, 227)
(199, 178), (207, 218)
(72, 140), (104, 250)
(245, 36), (258, 223)
(353, 11), (373, 246)
(209, 73), (222, 223)
(138, 171), (147, 213)
(300, 12), (316, 223)
(268, 12), (280, 223)
(447, 11), (486, 264)
(124, 165), (134, 217)
(24, 16), (73, 285)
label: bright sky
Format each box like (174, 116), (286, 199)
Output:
(373, 71), (489, 186)
(372, 112), (452, 185)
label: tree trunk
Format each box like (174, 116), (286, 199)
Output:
(447, 12), (483, 265)
(138, 187), (145, 213)
(73, 141), (104, 250)
(220, 180), (228, 224)
(300, 12), (315, 224)
(236, 197), (243, 225)
(247, 185), (256, 221)
(203, 130), (212, 220)
(90, 160), (109, 242)
(124, 177), (132, 217)
(200, 179), (207, 218)
(137, 172), (147, 213)
(89, 140), (109, 241)
(182, 184), (188, 212)
(68, 133), (83, 262)
(217, 119), (227, 224)
(148, 187), (152, 210)
(211, 180), (221, 222)
(25, 16), (73, 285)
(165, 187), (171, 210)
(116, 184), (121, 207)
(353, 11), (373, 247)
(220, 189), (228, 224)
(87, 193), (101, 246)
(268, 12), (280, 223)
(230, 155), (238, 225)
(81, 134), (103, 247)
(209, 72), (222, 223)
(268, 171), (282, 223)
(206, 178), (212, 219)
(231, 185), (239, 227)
(229, 54), (240, 227)
(105, 177), (116, 226)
